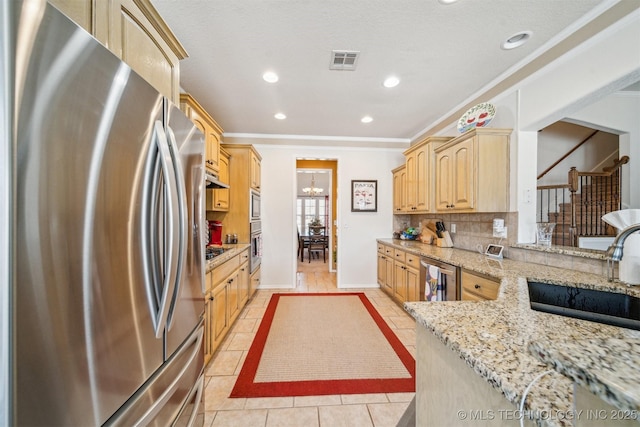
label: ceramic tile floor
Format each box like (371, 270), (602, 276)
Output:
(202, 259), (417, 427)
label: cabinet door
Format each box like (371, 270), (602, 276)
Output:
(249, 267), (261, 299)
(406, 266), (419, 302)
(96, 0), (182, 103)
(212, 283), (227, 348)
(238, 262), (250, 307)
(393, 261), (407, 303)
(451, 138), (475, 210)
(206, 130), (221, 174)
(250, 152), (261, 191)
(435, 149), (453, 210)
(227, 271), (240, 324)
(405, 151), (417, 211)
(204, 292), (214, 365)
(415, 146), (430, 212)
(377, 253), (387, 287)
(392, 168), (405, 213)
(211, 153), (230, 210)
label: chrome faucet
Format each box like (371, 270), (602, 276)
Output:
(606, 223), (640, 282)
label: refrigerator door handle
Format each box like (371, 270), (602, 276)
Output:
(165, 126), (188, 330)
(146, 120), (180, 338)
(131, 325), (204, 427)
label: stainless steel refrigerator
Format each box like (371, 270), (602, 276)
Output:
(1, 1), (206, 425)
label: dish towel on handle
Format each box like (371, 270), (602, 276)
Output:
(425, 265), (444, 301)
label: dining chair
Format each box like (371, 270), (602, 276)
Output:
(307, 235), (327, 263)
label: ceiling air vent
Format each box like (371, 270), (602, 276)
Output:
(329, 50), (360, 70)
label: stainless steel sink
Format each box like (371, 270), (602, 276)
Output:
(527, 281), (640, 330)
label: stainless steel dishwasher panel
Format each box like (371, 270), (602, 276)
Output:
(419, 258), (460, 301)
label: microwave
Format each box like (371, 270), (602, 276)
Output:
(250, 190), (260, 221)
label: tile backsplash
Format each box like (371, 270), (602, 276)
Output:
(393, 212), (517, 255)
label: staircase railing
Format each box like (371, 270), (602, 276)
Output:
(537, 156), (629, 247)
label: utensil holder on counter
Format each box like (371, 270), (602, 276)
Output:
(436, 231), (454, 248)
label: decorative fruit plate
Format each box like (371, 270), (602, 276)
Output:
(457, 102), (495, 133)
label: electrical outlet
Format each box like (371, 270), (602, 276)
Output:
(450, 223), (456, 233)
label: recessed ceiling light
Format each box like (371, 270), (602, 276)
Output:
(274, 113), (286, 120)
(361, 116), (373, 123)
(383, 76), (400, 88)
(438, 0), (459, 4)
(262, 71), (279, 83)
(501, 31), (532, 50)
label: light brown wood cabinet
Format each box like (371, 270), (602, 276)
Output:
(394, 136), (450, 213)
(435, 128), (511, 212)
(461, 269), (500, 301)
(377, 243), (394, 296)
(392, 165), (406, 213)
(222, 144), (262, 243)
(180, 94), (222, 175)
(377, 243), (420, 304)
(207, 248), (251, 364)
(50, 0), (186, 104)
(250, 267), (261, 300)
(206, 147), (230, 211)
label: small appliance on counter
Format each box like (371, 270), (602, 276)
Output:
(208, 220), (223, 245)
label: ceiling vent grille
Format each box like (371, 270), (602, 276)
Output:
(329, 50), (360, 70)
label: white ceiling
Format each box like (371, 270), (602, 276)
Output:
(152, 0), (620, 143)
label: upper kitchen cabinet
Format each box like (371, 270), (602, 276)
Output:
(434, 128), (511, 213)
(392, 165), (406, 213)
(180, 94), (222, 174)
(206, 147), (230, 212)
(50, 0), (187, 104)
(403, 136), (451, 213)
(250, 150), (262, 192)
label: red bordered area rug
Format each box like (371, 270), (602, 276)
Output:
(230, 293), (415, 398)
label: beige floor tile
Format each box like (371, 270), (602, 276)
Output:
(210, 409), (268, 427)
(294, 395), (343, 407)
(243, 397), (294, 410)
(368, 401), (412, 427)
(203, 411), (216, 427)
(206, 350), (243, 376)
(231, 317), (259, 333)
(266, 407), (319, 427)
(393, 328), (416, 347)
(386, 392), (415, 403)
(226, 332), (256, 351)
(204, 376), (245, 411)
(318, 404), (373, 427)
(387, 315), (416, 329)
(340, 393), (389, 405)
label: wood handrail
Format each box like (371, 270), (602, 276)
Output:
(536, 184), (571, 190)
(537, 130), (599, 180)
(602, 155), (629, 173)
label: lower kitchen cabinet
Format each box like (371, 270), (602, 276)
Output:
(250, 267), (261, 299)
(377, 243), (394, 296)
(206, 248), (252, 365)
(377, 243), (420, 304)
(461, 269), (500, 301)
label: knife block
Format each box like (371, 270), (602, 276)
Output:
(436, 231), (454, 248)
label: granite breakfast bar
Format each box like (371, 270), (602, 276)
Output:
(376, 239), (640, 427)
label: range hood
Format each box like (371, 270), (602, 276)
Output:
(205, 172), (229, 189)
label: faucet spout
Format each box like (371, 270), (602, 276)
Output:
(606, 223), (640, 282)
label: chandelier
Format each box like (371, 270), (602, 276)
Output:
(302, 174), (324, 196)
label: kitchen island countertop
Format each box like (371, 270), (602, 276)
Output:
(378, 238), (640, 427)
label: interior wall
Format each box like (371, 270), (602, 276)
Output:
(229, 140), (404, 288)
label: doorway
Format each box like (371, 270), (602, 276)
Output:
(296, 159), (337, 274)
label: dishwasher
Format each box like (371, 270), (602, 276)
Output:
(419, 257), (460, 301)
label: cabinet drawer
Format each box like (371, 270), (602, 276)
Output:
(384, 246), (394, 256)
(461, 288), (486, 301)
(394, 249), (406, 263)
(213, 254), (240, 287)
(405, 252), (420, 269)
(377, 243), (386, 254)
(461, 270), (500, 300)
(238, 248), (250, 265)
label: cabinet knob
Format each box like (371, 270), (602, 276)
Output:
(474, 284), (481, 289)
(209, 296), (214, 301)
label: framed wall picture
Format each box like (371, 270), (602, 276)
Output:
(351, 180), (377, 212)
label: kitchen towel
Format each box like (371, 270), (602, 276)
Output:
(425, 265), (444, 301)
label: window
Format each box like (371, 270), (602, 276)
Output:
(297, 196), (328, 235)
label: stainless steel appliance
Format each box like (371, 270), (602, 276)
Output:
(420, 258), (460, 301)
(250, 221), (263, 273)
(250, 189), (261, 221)
(3, 3), (205, 425)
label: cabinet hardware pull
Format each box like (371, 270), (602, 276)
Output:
(209, 296), (214, 301)
(474, 284), (481, 289)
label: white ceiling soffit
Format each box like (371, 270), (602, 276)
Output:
(151, 0), (629, 144)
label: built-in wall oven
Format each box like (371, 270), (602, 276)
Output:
(250, 190), (260, 222)
(250, 221), (262, 273)
(419, 257), (460, 301)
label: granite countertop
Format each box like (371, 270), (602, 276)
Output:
(205, 243), (250, 272)
(377, 238), (640, 427)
